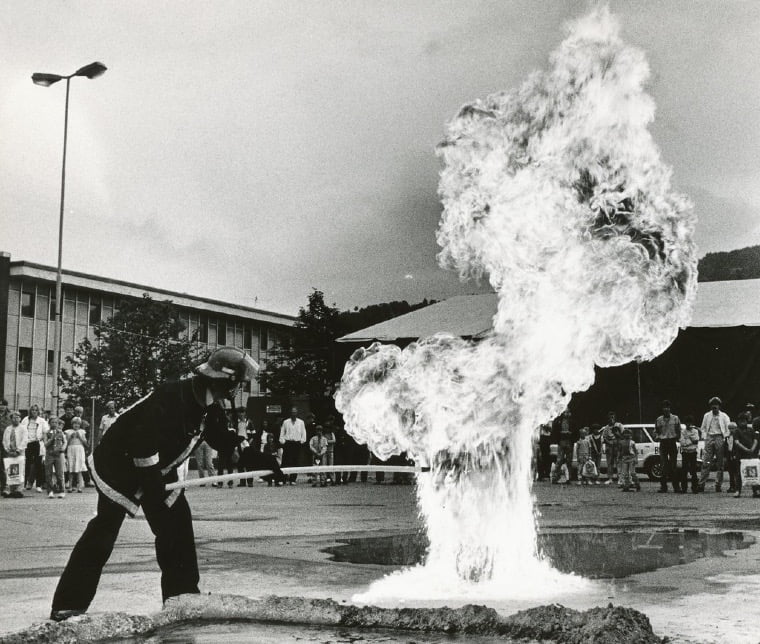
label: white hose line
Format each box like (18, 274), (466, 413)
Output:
(165, 465), (428, 491)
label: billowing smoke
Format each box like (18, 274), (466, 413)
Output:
(336, 7), (696, 600)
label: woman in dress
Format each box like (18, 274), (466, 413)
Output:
(65, 417), (89, 492)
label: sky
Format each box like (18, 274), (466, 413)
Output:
(1, 1), (759, 316)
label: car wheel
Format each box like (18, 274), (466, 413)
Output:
(645, 457), (662, 481)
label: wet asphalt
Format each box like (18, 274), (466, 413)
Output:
(1, 474), (758, 642)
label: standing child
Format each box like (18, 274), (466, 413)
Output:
(309, 425), (328, 487)
(589, 424), (603, 485)
(732, 414), (758, 498)
(65, 417), (89, 493)
(323, 423), (336, 485)
(601, 412), (623, 484)
(679, 415), (700, 494)
(618, 428), (640, 492)
(2, 412), (28, 498)
(261, 432), (284, 487)
(44, 418), (67, 498)
(576, 427), (596, 485)
(725, 422), (738, 493)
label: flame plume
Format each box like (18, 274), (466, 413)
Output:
(336, 7), (696, 600)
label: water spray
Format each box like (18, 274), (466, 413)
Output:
(336, 7), (696, 601)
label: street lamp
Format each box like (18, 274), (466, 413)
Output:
(32, 61), (107, 414)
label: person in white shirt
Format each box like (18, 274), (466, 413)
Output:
(236, 410), (249, 438)
(698, 396), (731, 493)
(98, 401), (119, 444)
(280, 407), (306, 484)
(21, 404), (49, 492)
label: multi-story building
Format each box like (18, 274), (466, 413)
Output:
(0, 252), (296, 414)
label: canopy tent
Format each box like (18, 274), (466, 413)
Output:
(338, 279), (760, 344)
(337, 293), (497, 343)
(336, 279), (760, 424)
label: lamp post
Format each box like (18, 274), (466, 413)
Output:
(32, 62), (107, 414)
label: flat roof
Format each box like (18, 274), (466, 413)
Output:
(9, 260), (296, 328)
(337, 279), (760, 342)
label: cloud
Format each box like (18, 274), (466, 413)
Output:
(687, 185), (760, 256)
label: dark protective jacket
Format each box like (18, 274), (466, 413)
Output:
(88, 378), (239, 516)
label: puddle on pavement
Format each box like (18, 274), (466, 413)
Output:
(323, 529), (755, 579)
(110, 529), (757, 643)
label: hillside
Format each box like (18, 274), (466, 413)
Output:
(698, 245), (760, 282)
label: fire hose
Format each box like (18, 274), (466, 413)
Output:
(165, 465), (430, 490)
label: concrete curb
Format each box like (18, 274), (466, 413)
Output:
(0, 594), (662, 643)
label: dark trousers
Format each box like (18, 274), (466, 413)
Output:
(25, 441), (45, 488)
(51, 492), (200, 612)
(371, 454), (385, 483)
(679, 451), (699, 492)
(217, 451), (235, 486)
(659, 439), (679, 491)
(345, 444), (370, 482)
(239, 448), (286, 485)
(538, 437), (551, 480)
(282, 441), (301, 482)
(727, 456), (741, 492)
(0, 443), (6, 491)
(332, 446), (349, 484)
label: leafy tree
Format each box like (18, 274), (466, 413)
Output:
(334, 298), (434, 334)
(698, 245), (760, 282)
(60, 294), (204, 413)
(258, 290), (436, 401)
(258, 289), (340, 398)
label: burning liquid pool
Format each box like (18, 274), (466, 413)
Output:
(107, 529), (755, 644)
(324, 529), (754, 579)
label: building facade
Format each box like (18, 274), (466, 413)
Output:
(0, 252), (296, 414)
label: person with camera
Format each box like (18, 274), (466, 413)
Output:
(309, 425), (329, 487)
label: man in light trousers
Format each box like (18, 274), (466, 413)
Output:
(699, 396), (730, 493)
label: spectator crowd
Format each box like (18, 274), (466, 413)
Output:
(1, 397), (413, 499)
(536, 397), (760, 497)
(5, 394), (758, 499)
(0, 398), (108, 499)
(194, 405), (414, 489)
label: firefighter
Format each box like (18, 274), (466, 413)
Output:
(50, 346), (258, 621)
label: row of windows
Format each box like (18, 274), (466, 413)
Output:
(191, 316), (268, 350)
(16, 285), (112, 324)
(11, 283), (283, 352)
(15, 346), (264, 385)
(14, 347), (259, 398)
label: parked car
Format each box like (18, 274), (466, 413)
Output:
(549, 424), (704, 481)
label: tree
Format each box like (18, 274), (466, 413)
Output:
(60, 294), (204, 413)
(258, 290), (437, 401)
(258, 289), (340, 398)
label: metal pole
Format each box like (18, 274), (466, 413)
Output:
(636, 361), (643, 424)
(90, 395), (96, 450)
(52, 78), (71, 416)
(165, 465), (430, 491)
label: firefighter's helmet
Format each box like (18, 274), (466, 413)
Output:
(195, 347), (259, 382)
